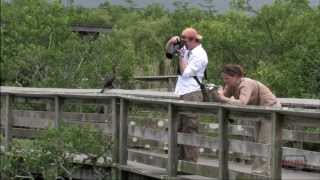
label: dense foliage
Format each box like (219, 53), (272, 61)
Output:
(1, 0), (319, 98)
(0, 123), (111, 179)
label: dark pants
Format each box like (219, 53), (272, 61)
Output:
(178, 91), (203, 162)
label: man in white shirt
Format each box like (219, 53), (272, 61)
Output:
(166, 27), (208, 162)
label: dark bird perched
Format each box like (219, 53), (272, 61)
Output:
(100, 74), (115, 93)
(97, 73), (116, 114)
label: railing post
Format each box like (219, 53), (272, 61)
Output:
(45, 100), (54, 111)
(4, 94), (13, 151)
(271, 112), (283, 180)
(111, 97), (120, 178)
(168, 78), (174, 92)
(104, 103), (109, 118)
(218, 107), (229, 180)
(168, 103), (178, 177)
(119, 98), (128, 180)
(54, 96), (63, 128)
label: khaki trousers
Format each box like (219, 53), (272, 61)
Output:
(178, 91), (203, 162)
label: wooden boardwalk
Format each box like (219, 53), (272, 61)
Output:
(1, 86), (320, 180)
(124, 161), (320, 180)
(126, 149), (320, 180)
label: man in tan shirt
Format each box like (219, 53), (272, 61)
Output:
(217, 64), (281, 176)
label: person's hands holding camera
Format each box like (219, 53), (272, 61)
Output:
(217, 87), (224, 97)
(169, 36), (180, 44)
(165, 35), (186, 59)
(169, 36), (185, 58)
(217, 87), (236, 103)
(216, 87), (228, 102)
(177, 47), (186, 58)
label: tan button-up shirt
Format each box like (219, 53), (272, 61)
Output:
(224, 78), (281, 107)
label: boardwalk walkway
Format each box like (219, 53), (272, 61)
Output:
(126, 149), (320, 180)
(1, 86), (319, 180)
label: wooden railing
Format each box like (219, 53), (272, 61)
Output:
(1, 86), (320, 180)
(133, 75), (178, 91)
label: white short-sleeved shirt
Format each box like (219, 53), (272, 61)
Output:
(175, 44), (208, 96)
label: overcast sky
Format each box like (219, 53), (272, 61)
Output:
(67, 0), (320, 11)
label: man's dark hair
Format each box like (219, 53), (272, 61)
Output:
(222, 64), (245, 77)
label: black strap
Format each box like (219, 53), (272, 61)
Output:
(193, 76), (210, 102)
(204, 69), (208, 80)
(193, 76), (205, 90)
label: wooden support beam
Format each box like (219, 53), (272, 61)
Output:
(46, 101), (54, 111)
(4, 94), (13, 151)
(119, 98), (129, 180)
(271, 112), (283, 180)
(168, 103), (178, 177)
(168, 78), (175, 92)
(111, 98), (120, 178)
(218, 107), (229, 180)
(54, 96), (63, 128)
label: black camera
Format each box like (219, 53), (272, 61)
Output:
(165, 37), (185, 59)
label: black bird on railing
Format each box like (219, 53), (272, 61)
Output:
(100, 74), (115, 93)
(101, 66), (117, 92)
(97, 73), (116, 113)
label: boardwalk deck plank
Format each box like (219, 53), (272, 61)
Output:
(127, 149), (320, 180)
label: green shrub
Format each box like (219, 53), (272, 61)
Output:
(0, 123), (112, 179)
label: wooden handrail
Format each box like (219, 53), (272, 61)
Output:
(1, 86), (319, 108)
(1, 86), (320, 180)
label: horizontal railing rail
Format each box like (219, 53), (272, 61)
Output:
(1, 86), (320, 180)
(1, 86), (319, 108)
